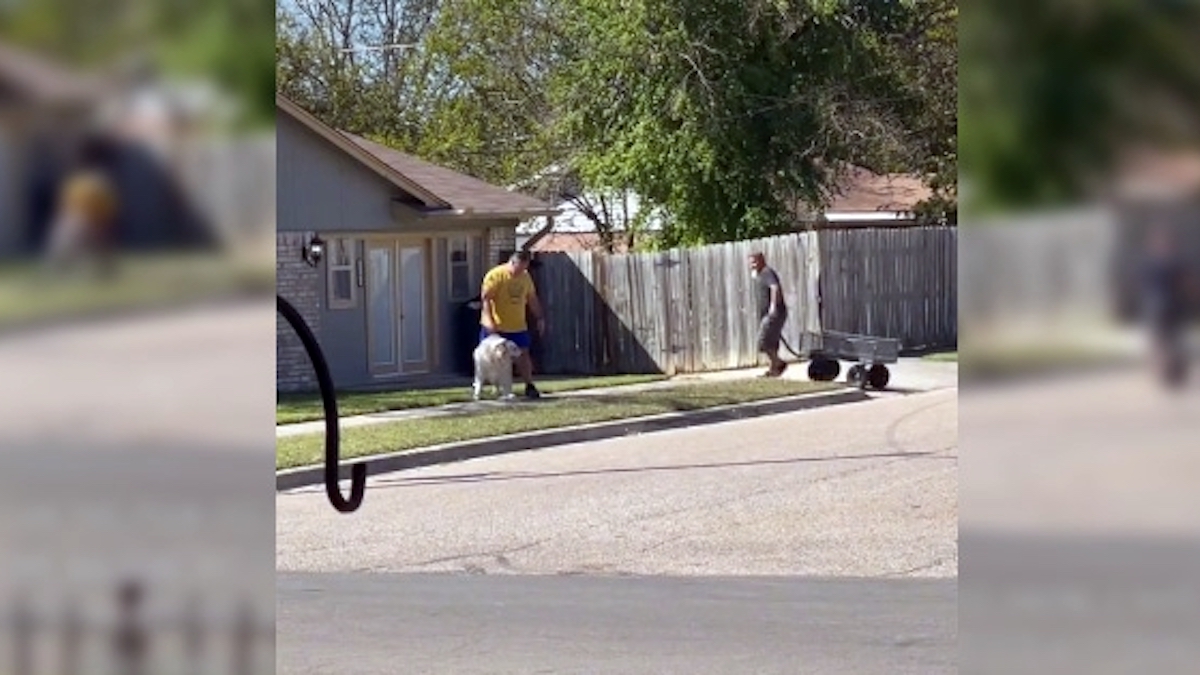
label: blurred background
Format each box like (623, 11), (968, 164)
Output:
(0, 0), (274, 326)
(5, 0), (1200, 671)
(959, 0), (1200, 672)
(0, 1), (275, 673)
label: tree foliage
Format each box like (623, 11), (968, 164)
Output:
(1, 0), (275, 127)
(278, 0), (957, 245)
(960, 0), (1200, 213)
(549, 0), (957, 244)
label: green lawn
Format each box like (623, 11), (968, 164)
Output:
(923, 351), (958, 362)
(276, 378), (838, 470)
(961, 344), (1126, 379)
(276, 374), (670, 425)
(0, 252), (273, 328)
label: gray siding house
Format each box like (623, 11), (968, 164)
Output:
(1, 41), (219, 257)
(0, 41), (104, 256)
(276, 95), (557, 392)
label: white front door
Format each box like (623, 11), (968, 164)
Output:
(365, 239), (430, 376)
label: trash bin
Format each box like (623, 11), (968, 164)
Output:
(526, 306), (545, 373)
(454, 297), (483, 376)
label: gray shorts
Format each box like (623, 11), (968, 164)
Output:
(757, 310), (787, 353)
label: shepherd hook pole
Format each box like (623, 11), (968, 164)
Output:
(277, 295), (368, 513)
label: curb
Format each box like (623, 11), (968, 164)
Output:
(276, 387), (871, 492)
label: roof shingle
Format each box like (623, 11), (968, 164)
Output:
(826, 166), (932, 212)
(0, 40), (104, 104)
(341, 132), (553, 216)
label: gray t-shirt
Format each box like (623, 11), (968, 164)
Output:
(755, 267), (787, 318)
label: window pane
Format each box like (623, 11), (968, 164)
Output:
(332, 239), (352, 266)
(332, 270), (353, 301)
(449, 237), (468, 263)
(368, 247), (396, 366)
(400, 246), (426, 363)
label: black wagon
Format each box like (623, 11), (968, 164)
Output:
(802, 330), (900, 390)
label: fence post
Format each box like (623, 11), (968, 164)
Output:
(61, 599), (84, 675)
(112, 580), (148, 675)
(11, 596), (34, 675)
(230, 601), (256, 675)
(181, 595), (205, 675)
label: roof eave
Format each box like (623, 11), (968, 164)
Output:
(822, 210), (917, 221)
(419, 208), (561, 220)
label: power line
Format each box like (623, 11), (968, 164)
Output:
(339, 43), (419, 53)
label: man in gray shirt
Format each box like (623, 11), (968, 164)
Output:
(748, 252), (788, 377)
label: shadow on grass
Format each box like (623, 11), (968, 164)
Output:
(276, 374), (675, 424)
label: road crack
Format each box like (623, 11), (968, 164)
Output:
(405, 539), (548, 570)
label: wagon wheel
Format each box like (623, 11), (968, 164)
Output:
(807, 357), (840, 382)
(847, 364), (867, 388)
(867, 364), (891, 390)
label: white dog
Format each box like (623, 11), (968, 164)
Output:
(472, 334), (524, 400)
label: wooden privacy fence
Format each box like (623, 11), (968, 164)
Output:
(531, 233), (822, 375)
(958, 209), (1116, 334)
(819, 226), (957, 352)
(531, 227), (958, 375)
(175, 134), (276, 247)
(3, 579), (272, 675)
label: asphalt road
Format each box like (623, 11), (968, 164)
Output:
(276, 382), (958, 673)
(959, 366), (1200, 674)
(277, 387), (958, 578)
(960, 365), (1200, 537)
(278, 573), (956, 675)
(0, 301), (277, 616)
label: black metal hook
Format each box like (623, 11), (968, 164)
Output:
(277, 295), (368, 513)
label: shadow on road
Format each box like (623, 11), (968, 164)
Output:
(876, 385), (944, 395)
(357, 449), (953, 490)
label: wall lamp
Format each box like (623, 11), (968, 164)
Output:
(302, 234), (325, 267)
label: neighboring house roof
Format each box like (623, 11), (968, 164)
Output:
(825, 166), (933, 213)
(277, 94), (556, 218)
(517, 164), (936, 250)
(523, 232), (633, 253)
(1115, 147), (1200, 200)
(0, 40), (105, 105)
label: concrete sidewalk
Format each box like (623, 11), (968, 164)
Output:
(276, 357), (958, 439)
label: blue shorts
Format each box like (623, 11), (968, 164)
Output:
(480, 329), (531, 351)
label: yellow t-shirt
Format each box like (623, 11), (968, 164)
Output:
(481, 264), (535, 332)
(60, 171), (118, 227)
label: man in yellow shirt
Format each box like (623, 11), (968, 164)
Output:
(45, 138), (120, 277)
(480, 251), (546, 399)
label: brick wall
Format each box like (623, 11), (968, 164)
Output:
(276, 232), (321, 393)
(486, 226), (517, 265)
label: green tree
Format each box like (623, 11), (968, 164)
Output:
(550, 0), (956, 245)
(0, 0), (274, 127)
(276, 0), (957, 245)
(960, 0), (1200, 213)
